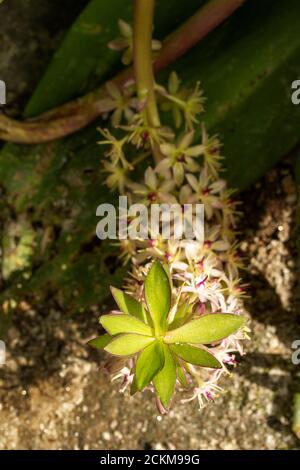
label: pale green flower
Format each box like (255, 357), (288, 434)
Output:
(104, 81), (138, 126)
(201, 125), (224, 178)
(108, 19), (161, 65)
(158, 75), (205, 130)
(103, 161), (129, 194)
(98, 128), (132, 169)
(123, 116), (174, 149)
(157, 131), (203, 185)
(186, 167), (226, 219)
(129, 167), (176, 205)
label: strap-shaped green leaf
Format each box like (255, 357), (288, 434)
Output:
(105, 334), (155, 356)
(88, 334), (113, 349)
(153, 344), (176, 408)
(25, 0), (206, 116)
(145, 261), (171, 335)
(135, 341), (165, 391)
(110, 286), (147, 322)
(165, 314), (245, 345)
(170, 344), (221, 369)
(100, 314), (153, 336)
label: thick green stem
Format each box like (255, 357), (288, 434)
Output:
(133, 0), (160, 128)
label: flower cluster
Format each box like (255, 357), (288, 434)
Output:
(89, 19), (250, 412)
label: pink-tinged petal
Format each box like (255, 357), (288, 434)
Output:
(108, 38), (128, 51)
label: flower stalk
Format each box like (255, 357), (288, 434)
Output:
(0, 0), (245, 144)
(89, 0), (250, 413)
(133, 0), (160, 128)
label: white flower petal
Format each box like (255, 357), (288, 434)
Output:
(145, 166), (157, 189)
(186, 173), (199, 192)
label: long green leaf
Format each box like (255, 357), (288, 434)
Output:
(104, 334), (154, 356)
(100, 314), (153, 336)
(145, 261), (171, 335)
(165, 314), (245, 345)
(172, 0), (300, 189)
(135, 341), (165, 391)
(170, 343), (221, 368)
(110, 287), (147, 322)
(153, 344), (177, 408)
(25, 0), (207, 117)
(88, 334), (113, 349)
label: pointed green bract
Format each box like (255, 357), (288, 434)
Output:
(153, 344), (177, 408)
(88, 334), (113, 349)
(145, 261), (171, 335)
(110, 286), (148, 322)
(171, 344), (221, 369)
(135, 341), (165, 391)
(176, 363), (189, 388)
(100, 314), (153, 336)
(130, 375), (138, 396)
(165, 314), (245, 345)
(169, 303), (192, 329)
(162, 262), (172, 285)
(104, 334), (155, 356)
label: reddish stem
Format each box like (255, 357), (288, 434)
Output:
(0, 0), (245, 144)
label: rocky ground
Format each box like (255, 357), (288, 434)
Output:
(0, 0), (300, 451)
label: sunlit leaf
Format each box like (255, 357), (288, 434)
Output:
(104, 334), (155, 356)
(135, 341), (165, 391)
(100, 314), (153, 336)
(153, 344), (176, 408)
(88, 334), (113, 349)
(145, 261), (171, 335)
(165, 314), (245, 345)
(170, 343), (221, 369)
(110, 286), (147, 322)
